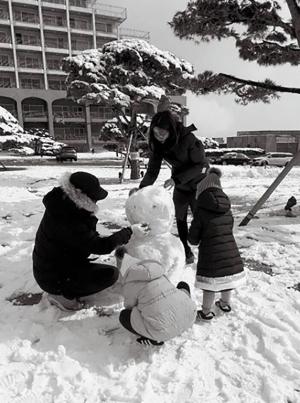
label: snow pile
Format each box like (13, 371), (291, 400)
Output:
(0, 106), (34, 149)
(63, 39), (196, 108)
(0, 165), (299, 402)
(0, 107), (64, 155)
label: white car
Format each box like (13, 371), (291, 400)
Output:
(252, 152), (293, 167)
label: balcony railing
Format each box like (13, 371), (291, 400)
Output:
(48, 80), (66, 90)
(47, 60), (62, 70)
(0, 11), (9, 20)
(90, 107), (114, 120)
(53, 110), (84, 118)
(20, 80), (43, 89)
(18, 60), (43, 69)
(93, 3), (126, 20)
(14, 12), (40, 24)
(119, 28), (150, 41)
(0, 34), (12, 44)
(45, 39), (68, 48)
(42, 0), (66, 5)
(16, 37), (41, 46)
(70, 20), (92, 30)
(43, 16), (67, 27)
(0, 79), (15, 88)
(0, 59), (14, 67)
(23, 109), (48, 118)
(71, 42), (93, 50)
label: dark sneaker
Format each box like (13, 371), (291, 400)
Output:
(215, 300), (231, 312)
(136, 337), (164, 346)
(185, 250), (194, 265)
(47, 294), (85, 312)
(196, 310), (215, 321)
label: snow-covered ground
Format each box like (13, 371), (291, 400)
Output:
(0, 164), (299, 403)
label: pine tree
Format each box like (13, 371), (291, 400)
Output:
(62, 38), (196, 179)
(170, 0), (300, 104)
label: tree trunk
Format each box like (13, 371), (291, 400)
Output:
(128, 107), (140, 180)
(130, 151), (140, 180)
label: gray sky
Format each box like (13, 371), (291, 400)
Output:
(108, 0), (300, 138)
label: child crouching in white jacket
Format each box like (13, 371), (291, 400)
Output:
(116, 247), (197, 346)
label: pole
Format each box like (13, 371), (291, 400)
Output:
(239, 150), (300, 226)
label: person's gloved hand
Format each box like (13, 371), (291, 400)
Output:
(115, 246), (127, 260)
(115, 227), (132, 245)
(164, 178), (175, 190)
(129, 188), (139, 196)
(131, 223), (151, 238)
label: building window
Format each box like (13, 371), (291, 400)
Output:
(0, 55), (9, 66)
(19, 56), (41, 68)
(0, 77), (13, 88)
(43, 15), (65, 27)
(48, 80), (66, 90)
(47, 59), (62, 70)
(0, 9), (9, 19)
(45, 37), (65, 48)
(16, 33), (40, 46)
(14, 11), (38, 24)
(21, 78), (42, 89)
(0, 31), (11, 43)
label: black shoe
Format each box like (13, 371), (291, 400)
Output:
(177, 281), (191, 294)
(196, 310), (215, 321)
(215, 300), (231, 312)
(185, 250), (194, 265)
(136, 337), (164, 346)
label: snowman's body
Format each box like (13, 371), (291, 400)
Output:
(125, 186), (185, 284)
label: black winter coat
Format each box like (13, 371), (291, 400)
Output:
(188, 188), (243, 278)
(140, 122), (208, 192)
(33, 187), (130, 291)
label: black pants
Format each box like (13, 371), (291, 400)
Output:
(53, 263), (119, 299)
(173, 187), (197, 254)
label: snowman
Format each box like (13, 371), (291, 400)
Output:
(124, 185), (185, 285)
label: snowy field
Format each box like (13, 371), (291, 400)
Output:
(0, 164), (300, 403)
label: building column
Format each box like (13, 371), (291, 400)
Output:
(48, 101), (54, 137)
(92, 10), (97, 48)
(8, 0), (19, 88)
(16, 100), (23, 127)
(85, 105), (92, 150)
(65, 0), (72, 55)
(38, 0), (48, 90)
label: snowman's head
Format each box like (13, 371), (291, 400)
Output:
(125, 185), (174, 235)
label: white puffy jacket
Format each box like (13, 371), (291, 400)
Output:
(121, 254), (197, 342)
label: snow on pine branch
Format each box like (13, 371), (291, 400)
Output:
(63, 39), (196, 108)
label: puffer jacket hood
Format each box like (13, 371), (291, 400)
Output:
(122, 256), (164, 283)
(197, 188), (231, 214)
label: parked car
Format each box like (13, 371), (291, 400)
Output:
(56, 146), (77, 162)
(220, 152), (251, 165)
(252, 152), (293, 167)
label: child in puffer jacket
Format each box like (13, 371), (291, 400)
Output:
(116, 247), (197, 346)
(188, 167), (246, 321)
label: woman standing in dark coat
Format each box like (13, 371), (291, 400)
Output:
(139, 110), (208, 264)
(188, 167), (245, 320)
(33, 171), (132, 311)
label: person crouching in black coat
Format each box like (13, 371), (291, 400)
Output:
(32, 171), (132, 311)
(188, 167), (246, 321)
